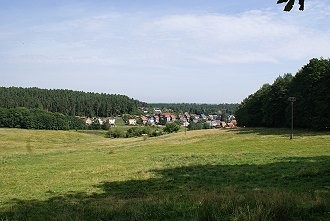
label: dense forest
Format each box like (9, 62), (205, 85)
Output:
(0, 107), (85, 130)
(150, 103), (239, 115)
(0, 87), (146, 117)
(235, 58), (330, 130)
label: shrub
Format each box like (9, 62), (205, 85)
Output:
(164, 122), (180, 133)
(106, 128), (125, 138)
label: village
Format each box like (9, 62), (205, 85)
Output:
(83, 108), (237, 129)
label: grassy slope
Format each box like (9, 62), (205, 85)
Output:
(0, 128), (329, 220)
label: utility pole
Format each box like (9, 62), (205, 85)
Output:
(288, 97), (296, 140)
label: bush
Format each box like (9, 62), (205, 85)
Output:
(188, 122), (211, 131)
(106, 128), (125, 138)
(164, 122), (180, 133)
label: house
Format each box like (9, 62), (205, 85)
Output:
(97, 118), (104, 125)
(128, 119), (137, 125)
(182, 120), (190, 127)
(206, 120), (217, 127)
(154, 115), (160, 124)
(163, 113), (171, 122)
(153, 108), (162, 115)
(184, 112), (190, 119)
(85, 117), (93, 125)
(148, 117), (155, 125)
(108, 117), (116, 126)
(200, 114), (207, 120)
(178, 114), (186, 122)
(171, 114), (176, 121)
(228, 122), (235, 128)
(228, 115), (236, 122)
(221, 121), (227, 128)
(141, 116), (148, 125)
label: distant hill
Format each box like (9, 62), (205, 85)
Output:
(0, 87), (146, 117)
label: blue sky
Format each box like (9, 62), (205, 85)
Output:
(1, 0), (329, 103)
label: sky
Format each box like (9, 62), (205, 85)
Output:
(1, 0), (329, 103)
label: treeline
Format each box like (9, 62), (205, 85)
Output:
(0, 107), (85, 130)
(150, 103), (239, 115)
(236, 58), (330, 130)
(0, 87), (146, 117)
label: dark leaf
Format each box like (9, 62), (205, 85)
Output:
(299, 0), (305, 10)
(284, 0), (295, 11)
(277, 0), (289, 3)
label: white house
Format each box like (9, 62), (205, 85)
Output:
(85, 117), (93, 125)
(182, 120), (190, 127)
(128, 119), (137, 125)
(108, 118), (116, 126)
(153, 108), (162, 114)
(97, 118), (104, 125)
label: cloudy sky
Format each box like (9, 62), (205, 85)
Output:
(1, 0), (329, 103)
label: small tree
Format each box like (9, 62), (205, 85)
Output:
(164, 122), (180, 133)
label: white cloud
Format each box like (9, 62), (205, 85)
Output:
(3, 7), (329, 68)
(1, 1), (329, 103)
(138, 10), (330, 66)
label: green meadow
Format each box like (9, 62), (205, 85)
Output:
(0, 128), (329, 220)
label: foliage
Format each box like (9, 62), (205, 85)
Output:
(188, 122), (211, 131)
(0, 107), (85, 130)
(163, 122), (181, 133)
(236, 58), (330, 130)
(0, 87), (146, 117)
(0, 128), (329, 220)
(289, 58), (330, 130)
(277, 0), (305, 11)
(106, 126), (164, 139)
(126, 127), (151, 138)
(105, 127), (126, 138)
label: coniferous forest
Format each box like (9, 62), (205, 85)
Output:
(0, 87), (146, 117)
(235, 58), (330, 130)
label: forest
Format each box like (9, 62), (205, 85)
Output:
(235, 58), (330, 130)
(0, 107), (85, 130)
(150, 103), (239, 115)
(0, 87), (146, 117)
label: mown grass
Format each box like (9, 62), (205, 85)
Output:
(0, 127), (329, 220)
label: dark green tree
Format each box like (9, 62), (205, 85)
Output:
(235, 84), (271, 127)
(289, 58), (330, 130)
(164, 122), (180, 133)
(262, 74), (293, 127)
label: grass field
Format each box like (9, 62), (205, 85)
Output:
(0, 128), (329, 220)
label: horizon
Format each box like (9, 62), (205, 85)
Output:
(1, 0), (329, 103)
